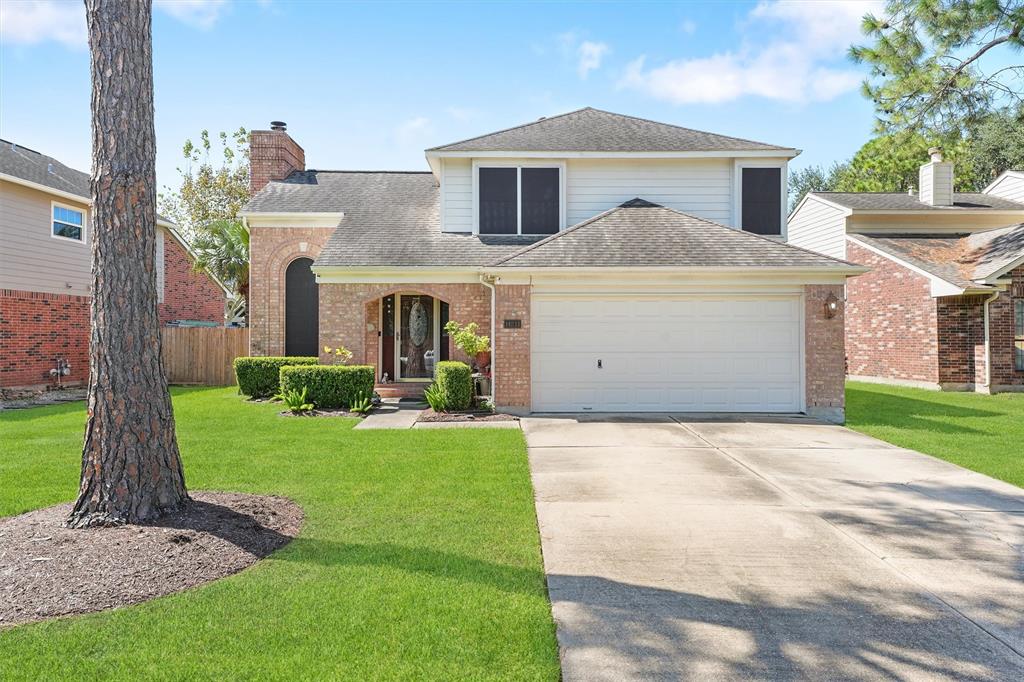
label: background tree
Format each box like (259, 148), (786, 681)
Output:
(158, 128), (250, 242)
(190, 219), (250, 307)
(851, 0), (1023, 136)
(836, 133), (977, 192)
(964, 108), (1024, 184)
(68, 0), (188, 528)
(788, 162), (850, 210)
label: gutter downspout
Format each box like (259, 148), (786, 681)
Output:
(982, 291), (1000, 391)
(480, 274), (498, 405)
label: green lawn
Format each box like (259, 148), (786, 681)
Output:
(0, 387), (559, 681)
(846, 381), (1024, 488)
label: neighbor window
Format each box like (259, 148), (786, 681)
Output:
(52, 203), (85, 242)
(1015, 299), (1024, 371)
(478, 166), (560, 235)
(740, 167), (782, 236)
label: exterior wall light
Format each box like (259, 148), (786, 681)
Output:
(824, 291), (839, 319)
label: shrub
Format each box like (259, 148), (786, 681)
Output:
(349, 390), (373, 415)
(443, 321), (490, 357)
(278, 364), (374, 410)
(275, 386), (314, 415)
(435, 361), (473, 411)
(424, 383), (447, 412)
(235, 356), (318, 398)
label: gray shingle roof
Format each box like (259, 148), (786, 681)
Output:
(0, 139), (90, 198)
(492, 199), (856, 269)
(305, 171), (544, 268)
(813, 191), (1024, 212)
(851, 224), (1024, 289)
(427, 108), (793, 153)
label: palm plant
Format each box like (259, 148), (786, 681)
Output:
(190, 219), (250, 314)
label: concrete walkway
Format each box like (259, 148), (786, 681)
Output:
(352, 399), (424, 429)
(524, 414), (1024, 681)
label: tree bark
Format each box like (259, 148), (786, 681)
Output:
(67, 0), (188, 528)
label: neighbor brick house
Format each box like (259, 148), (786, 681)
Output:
(0, 140), (231, 390)
(241, 110), (865, 421)
(789, 152), (1024, 393)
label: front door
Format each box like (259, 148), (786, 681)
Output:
(397, 294), (437, 380)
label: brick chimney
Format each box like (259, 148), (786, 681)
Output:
(249, 121), (305, 195)
(919, 147), (954, 206)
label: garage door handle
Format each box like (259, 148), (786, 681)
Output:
(597, 359), (602, 369)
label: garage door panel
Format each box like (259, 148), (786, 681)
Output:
(532, 295), (802, 413)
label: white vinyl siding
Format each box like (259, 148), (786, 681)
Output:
(985, 173), (1024, 203)
(441, 157), (473, 232)
(531, 293), (803, 413)
(0, 180), (92, 295)
(440, 156), (746, 232)
(566, 158), (733, 226)
(787, 195), (848, 259)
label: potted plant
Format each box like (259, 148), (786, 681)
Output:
(443, 321), (491, 372)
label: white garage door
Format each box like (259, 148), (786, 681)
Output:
(531, 295), (803, 413)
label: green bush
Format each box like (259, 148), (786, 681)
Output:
(435, 361), (473, 411)
(279, 364), (375, 410)
(235, 356), (318, 398)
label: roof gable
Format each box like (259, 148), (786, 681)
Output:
(0, 139), (90, 199)
(427, 108), (794, 154)
(492, 199), (856, 270)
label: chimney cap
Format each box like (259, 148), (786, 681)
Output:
(928, 146), (943, 162)
(270, 120), (287, 132)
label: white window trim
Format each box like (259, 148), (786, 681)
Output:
(156, 227), (166, 304)
(471, 159), (567, 236)
(733, 160), (787, 240)
(50, 200), (87, 244)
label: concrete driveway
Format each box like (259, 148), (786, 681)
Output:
(524, 414), (1024, 681)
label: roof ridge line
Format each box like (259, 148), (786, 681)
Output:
(295, 169), (433, 174)
(426, 107), (592, 152)
(583, 107), (790, 150)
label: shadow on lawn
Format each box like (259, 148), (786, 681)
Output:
(846, 385), (1002, 435)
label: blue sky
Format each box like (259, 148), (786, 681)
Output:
(1, 0), (884, 192)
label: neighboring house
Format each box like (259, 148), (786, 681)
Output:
(789, 152), (1024, 393)
(241, 109), (865, 421)
(0, 140), (231, 390)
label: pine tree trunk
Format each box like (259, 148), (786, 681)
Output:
(67, 0), (188, 528)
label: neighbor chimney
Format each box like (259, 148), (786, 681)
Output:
(249, 121), (305, 195)
(918, 146), (953, 206)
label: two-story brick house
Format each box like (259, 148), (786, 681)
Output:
(0, 140), (231, 391)
(789, 151), (1024, 393)
(241, 109), (865, 421)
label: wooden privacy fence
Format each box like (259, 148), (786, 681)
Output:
(161, 327), (249, 386)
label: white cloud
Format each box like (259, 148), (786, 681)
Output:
(577, 41), (609, 79)
(0, 0), (233, 48)
(154, 0), (229, 30)
(0, 1), (86, 49)
(395, 116), (432, 144)
(679, 19), (697, 36)
(620, 0), (881, 105)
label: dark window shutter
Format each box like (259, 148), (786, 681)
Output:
(521, 168), (559, 234)
(741, 168), (782, 235)
(285, 257), (319, 356)
(479, 167), (517, 234)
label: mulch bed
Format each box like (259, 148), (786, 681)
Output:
(0, 492), (303, 628)
(278, 409), (366, 418)
(418, 408), (519, 423)
(0, 388), (87, 410)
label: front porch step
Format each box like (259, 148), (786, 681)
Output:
(375, 383), (427, 399)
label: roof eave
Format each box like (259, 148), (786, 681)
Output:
(425, 149), (799, 160)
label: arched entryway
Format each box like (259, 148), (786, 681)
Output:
(285, 257), (318, 356)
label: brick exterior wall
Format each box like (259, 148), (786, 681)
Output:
(804, 284), (847, 422)
(249, 129), (305, 195)
(248, 226), (334, 356)
(0, 289), (90, 389)
(846, 243), (1024, 392)
(159, 233), (226, 325)
(845, 241), (939, 385)
(493, 284), (531, 409)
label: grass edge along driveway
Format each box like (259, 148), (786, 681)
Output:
(0, 387), (560, 681)
(846, 380), (1024, 489)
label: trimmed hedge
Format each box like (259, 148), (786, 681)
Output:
(436, 361), (473, 411)
(279, 364), (375, 409)
(235, 356), (318, 398)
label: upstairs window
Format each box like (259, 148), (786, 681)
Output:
(52, 203), (85, 242)
(478, 165), (560, 235)
(740, 167), (782, 236)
